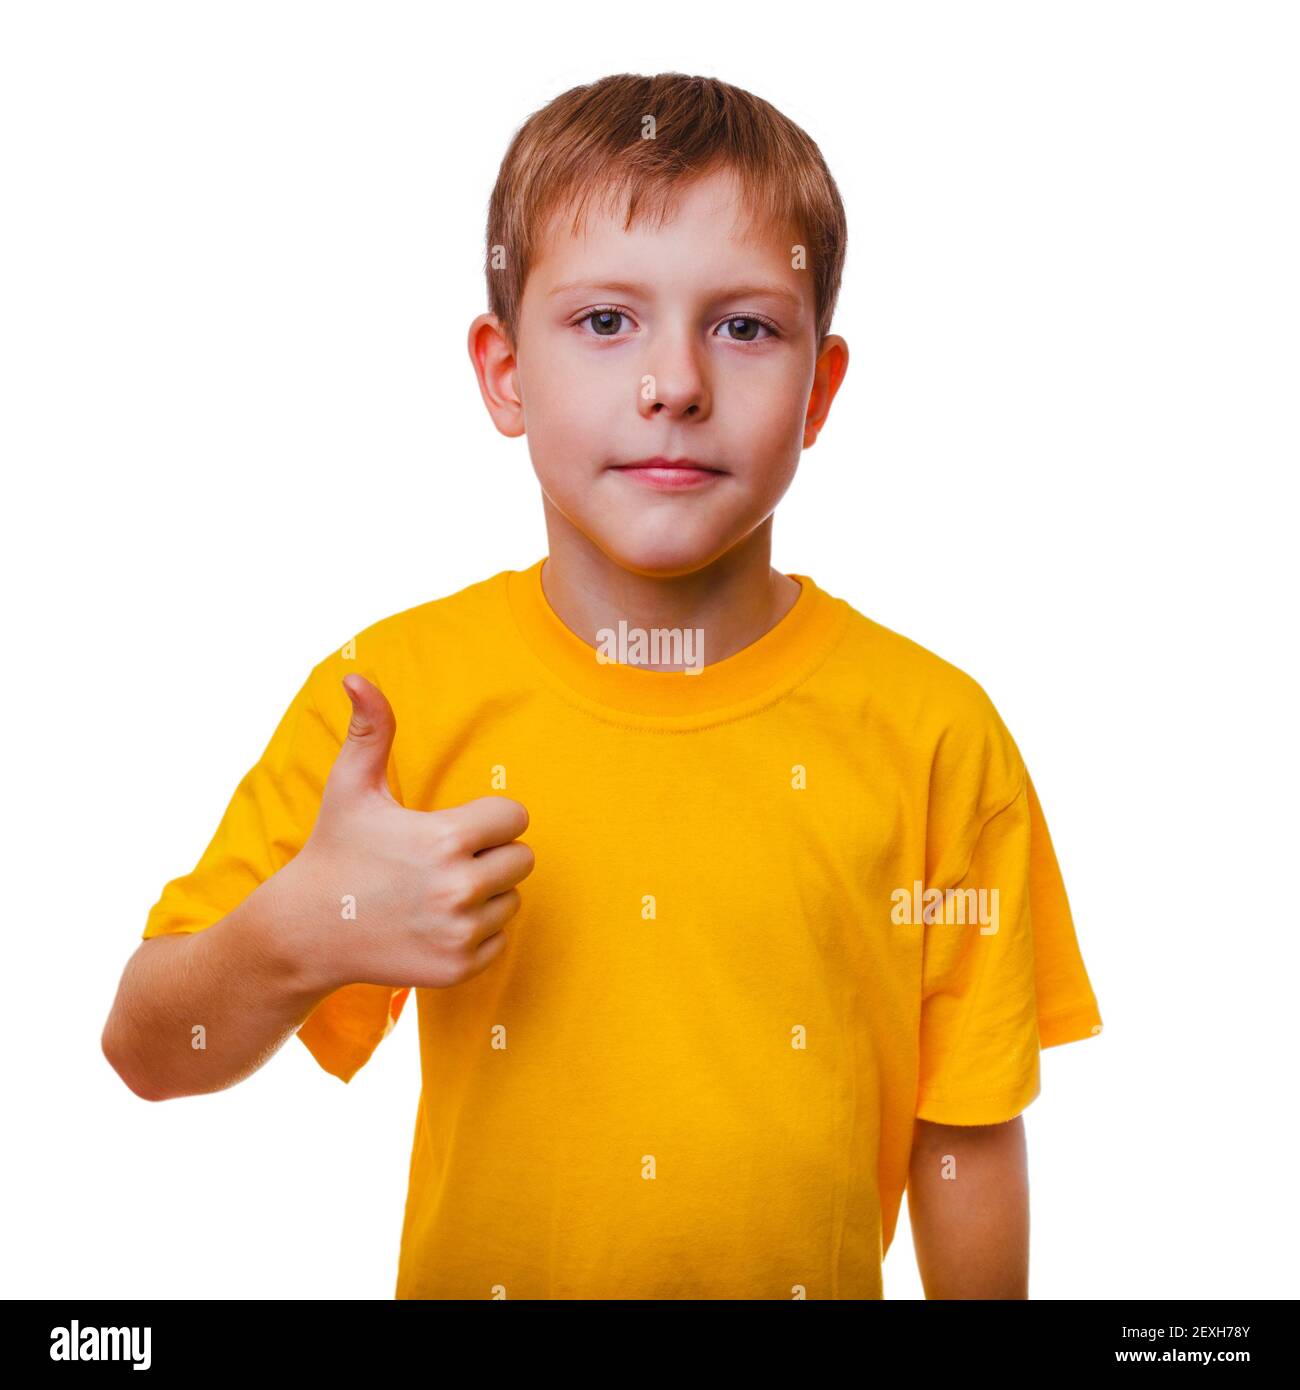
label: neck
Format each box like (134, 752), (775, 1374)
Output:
(537, 505), (801, 671)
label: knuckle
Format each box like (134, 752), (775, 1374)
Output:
(442, 911), (478, 948)
(446, 869), (479, 910)
(435, 823), (468, 859)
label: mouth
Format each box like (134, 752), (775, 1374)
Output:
(608, 458), (727, 491)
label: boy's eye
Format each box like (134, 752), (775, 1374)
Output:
(579, 308), (632, 337)
(716, 316), (776, 342)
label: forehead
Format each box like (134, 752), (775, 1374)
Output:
(529, 167), (803, 288)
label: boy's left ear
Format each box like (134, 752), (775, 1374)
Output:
(803, 334), (849, 448)
(467, 312), (526, 438)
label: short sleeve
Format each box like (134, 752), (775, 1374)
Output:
(915, 771), (1102, 1125)
(142, 661), (410, 1083)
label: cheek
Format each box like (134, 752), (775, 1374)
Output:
(529, 365), (630, 471)
(723, 359), (804, 419)
(732, 382), (808, 469)
(522, 364), (611, 495)
(529, 349), (621, 425)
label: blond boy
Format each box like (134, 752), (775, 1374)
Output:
(104, 72), (1102, 1300)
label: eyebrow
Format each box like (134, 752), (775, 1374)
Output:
(547, 279), (804, 313)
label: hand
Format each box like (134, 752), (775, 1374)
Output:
(281, 674), (534, 992)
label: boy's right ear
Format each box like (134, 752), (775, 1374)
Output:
(467, 312), (526, 438)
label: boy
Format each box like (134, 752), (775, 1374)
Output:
(104, 72), (1103, 1300)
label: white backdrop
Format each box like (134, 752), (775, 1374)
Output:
(3, 0), (1295, 1300)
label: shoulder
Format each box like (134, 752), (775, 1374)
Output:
(821, 589), (1026, 809)
(297, 566), (519, 728)
(352, 566), (514, 657)
(846, 604), (999, 713)
(828, 594), (1011, 735)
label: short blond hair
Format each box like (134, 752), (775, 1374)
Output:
(484, 72), (847, 352)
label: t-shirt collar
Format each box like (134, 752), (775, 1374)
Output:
(504, 556), (849, 729)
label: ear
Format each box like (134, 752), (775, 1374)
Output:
(803, 334), (850, 448)
(467, 312), (526, 439)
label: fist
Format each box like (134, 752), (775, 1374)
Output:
(285, 674), (534, 992)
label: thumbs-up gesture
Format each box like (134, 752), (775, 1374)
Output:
(281, 674), (534, 992)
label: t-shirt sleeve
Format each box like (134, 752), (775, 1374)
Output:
(142, 660), (410, 1084)
(915, 769), (1102, 1126)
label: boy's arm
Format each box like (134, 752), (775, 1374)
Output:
(104, 676), (533, 1100)
(906, 1116), (1029, 1299)
(102, 862), (336, 1102)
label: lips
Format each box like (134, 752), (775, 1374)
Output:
(612, 457), (724, 472)
(608, 458), (726, 491)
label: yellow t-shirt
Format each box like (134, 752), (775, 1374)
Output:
(143, 558), (1103, 1299)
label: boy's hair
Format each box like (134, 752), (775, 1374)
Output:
(484, 72), (847, 354)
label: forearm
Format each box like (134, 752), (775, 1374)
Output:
(906, 1115), (1029, 1298)
(102, 862), (335, 1101)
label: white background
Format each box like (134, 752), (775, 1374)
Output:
(3, 0), (1296, 1300)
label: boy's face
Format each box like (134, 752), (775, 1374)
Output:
(470, 166), (848, 578)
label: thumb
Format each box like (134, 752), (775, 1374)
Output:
(329, 674), (398, 800)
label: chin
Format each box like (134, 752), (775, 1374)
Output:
(594, 529), (735, 580)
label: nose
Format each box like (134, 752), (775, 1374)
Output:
(637, 330), (711, 421)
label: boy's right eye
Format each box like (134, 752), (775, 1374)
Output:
(575, 306), (635, 337)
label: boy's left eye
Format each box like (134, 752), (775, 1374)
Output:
(715, 316), (777, 342)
